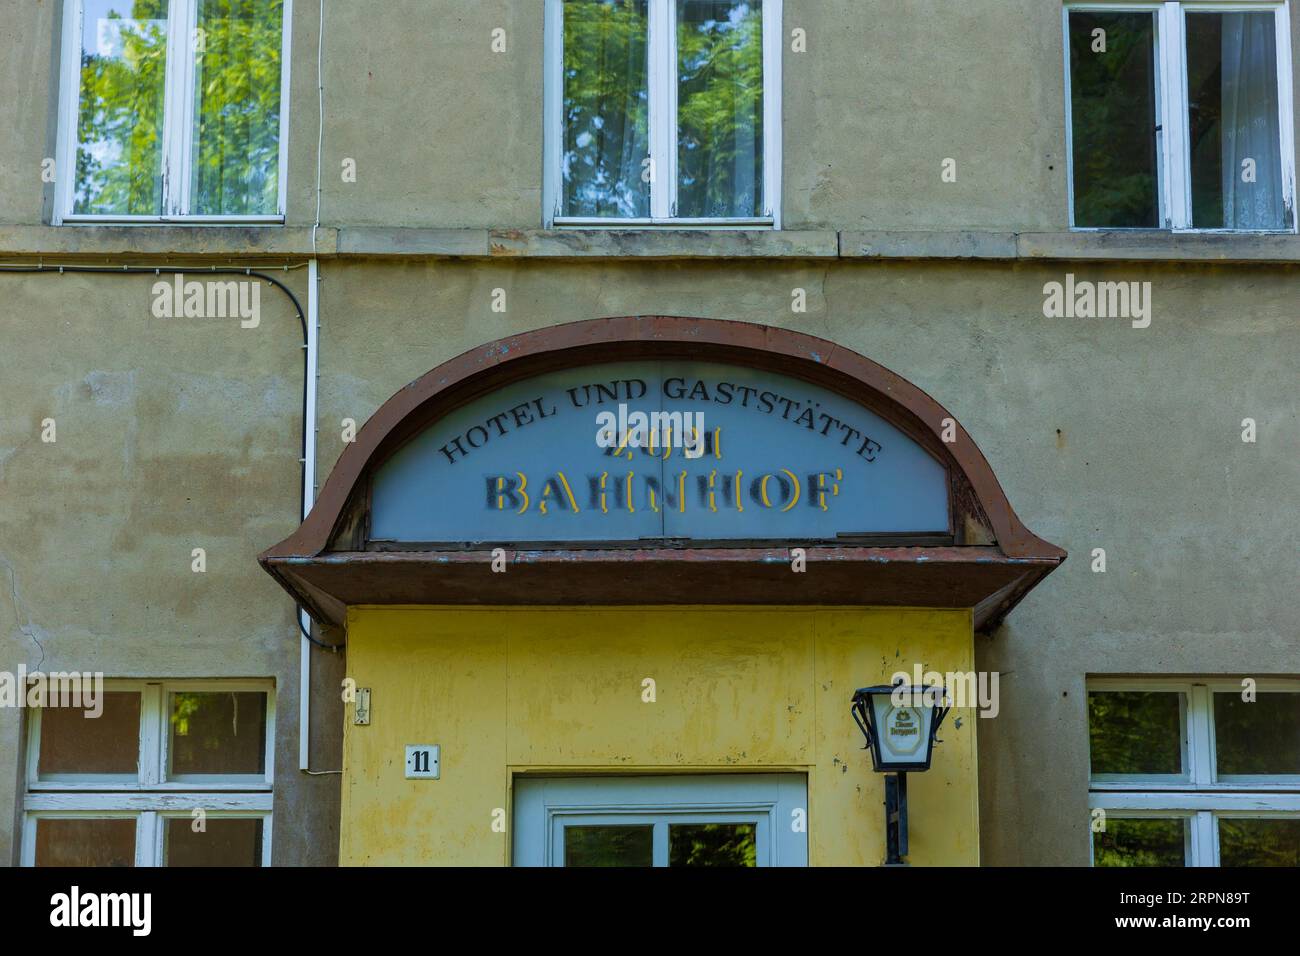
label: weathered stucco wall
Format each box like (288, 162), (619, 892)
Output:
(2, 255), (1296, 865)
(0, 269), (342, 865)
(340, 606), (979, 866)
(1, 0), (1296, 867)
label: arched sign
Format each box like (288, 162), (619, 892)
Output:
(260, 316), (1065, 631)
(370, 360), (950, 544)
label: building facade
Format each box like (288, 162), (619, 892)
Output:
(1, 0), (1297, 867)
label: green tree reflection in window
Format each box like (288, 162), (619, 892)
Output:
(676, 1), (763, 218)
(170, 691), (266, 775)
(1088, 691), (1183, 776)
(1093, 818), (1186, 867)
(190, 0), (284, 216)
(72, 0), (283, 216)
(74, 2), (169, 215)
(669, 822), (757, 866)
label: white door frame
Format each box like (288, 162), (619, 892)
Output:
(512, 773), (808, 867)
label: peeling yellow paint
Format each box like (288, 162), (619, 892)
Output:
(340, 606), (978, 866)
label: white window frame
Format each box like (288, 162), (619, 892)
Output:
(21, 679), (274, 867)
(543, 0), (782, 229)
(1087, 678), (1300, 866)
(1063, 1), (1297, 233)
(54, 0), (293, 225)
(512, 773), (807, 866)
(19, 808), (274, 868)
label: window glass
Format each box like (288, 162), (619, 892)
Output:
(38, 690), (141, 777)
(676, 0), (763, 218)
(564, 824), (654, 866)
(169, 691), (267, 776)
(35, 818), (136, 867)
(1068, 11), (1159, 227)
(1093, 818), (1187, 867)
(1088, 690), (1183, 776)
(669, 822), (756, 866)
(562, 0), (651, 217)
(189, 0), (284, 215)
(1218, 818), (1300, 866)
(1186, 12), (1287, 230)
(73, 0), (169, 215)
(1214, 692), (1300, 775)
(165, 817), (263, 866)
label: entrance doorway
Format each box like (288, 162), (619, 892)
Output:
(512, 774), (808, 867)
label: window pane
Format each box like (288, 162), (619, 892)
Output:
(676, 0), (763, 218)
(1093, 818), (1186, 867)
(1214, 692), (1300, 775)
(73, 0), (168, 215)
(1088, 691), (1183, 775)
(562, 0), (650, 218)
(669, 822), (756, 866)
(35, 818), (136, 867)
(1218, 818), (1300, 867)
(1186, 12), (1288, 230)
(1068, 11), (1159, 228)
(563, 825), (653, 866)
(190, 0), (284, 215)
(165, 817), (263, 866)
(169, 691), (267, 776)
(38, 691), (141, 777)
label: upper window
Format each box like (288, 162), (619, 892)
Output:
(55, 0), (291, 223)
(22, 680), (274, 867)
(1065, 2), (1296, 232)
(1087, 679), (1300, 867)
(544, 0), (781, 227)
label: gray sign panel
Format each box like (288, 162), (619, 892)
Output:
(369, 361), (950, 544)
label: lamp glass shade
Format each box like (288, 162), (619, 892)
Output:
(852, 684), (949, 772)
(870, 692), (937, 769)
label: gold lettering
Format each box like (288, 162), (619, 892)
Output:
(556, 471), (580, 513)
(515, 472), (529, 514)
(780, 469), (801, 512)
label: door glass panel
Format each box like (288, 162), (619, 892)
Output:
(1067, 11), (1159, 227)
(669, 822), (756, 866)
(35, 818), (136, 867)
(1088, 691), (1184, 776)
(38, 690), (141, 778)
(1218, 818), (1300, 866)
(1093, 817), (1187, 866)
(1214, 692), (1300, 775)
(165, 817), (264, 866)
(563, 824), (653, 866)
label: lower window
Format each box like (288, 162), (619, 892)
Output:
(512, 773), (807, 867)
(22, 679), (274, 867)
(1093, 813), (1300, 867)
(1087, 679), (1300, 866)
(29, 813), (269, 867)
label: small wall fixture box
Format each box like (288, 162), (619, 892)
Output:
(354, 688), (371, 726)
(405, 745), (440, 779)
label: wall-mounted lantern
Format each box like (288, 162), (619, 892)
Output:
(850, 683), (951, 865)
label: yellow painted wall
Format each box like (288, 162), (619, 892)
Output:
(339, 606), (978, 866)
